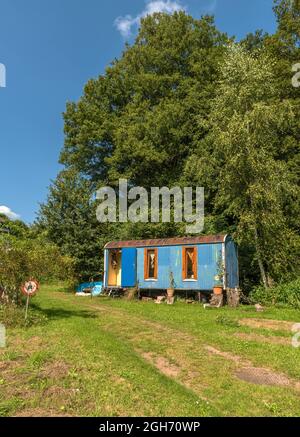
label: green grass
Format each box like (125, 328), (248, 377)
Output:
(1, 282), (300, 417)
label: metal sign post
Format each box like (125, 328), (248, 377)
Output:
(21, 280), (39, 321)
(25, 294), (30, 320)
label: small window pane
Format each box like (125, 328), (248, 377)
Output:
(183, 247), (197, 280)
(147, 250), (156, 278)
(186, 249), (194, 279)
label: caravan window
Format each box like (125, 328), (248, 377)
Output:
(182, 247), (198, 280)
(144, 249), (158, 280)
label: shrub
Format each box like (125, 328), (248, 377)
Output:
(0, 235), (74, 304)
(250, 278), (300, 308)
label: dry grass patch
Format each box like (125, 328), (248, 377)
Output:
(40, 361), (70, 379)
(235, 332), (290, 346)
(141, 352), (180, 378)
(13, 408), (72, 417)
(239, 318), (294, 332)
(204, 345), (252, 365)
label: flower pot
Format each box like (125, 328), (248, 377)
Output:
(213, 286), (223, 295)
(167, 288), (175, 298)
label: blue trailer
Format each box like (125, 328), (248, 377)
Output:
(103, 235), (238, 294)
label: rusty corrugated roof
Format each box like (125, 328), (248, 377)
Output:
(104, 234), (227, 249)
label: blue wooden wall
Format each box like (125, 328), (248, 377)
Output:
(136, 243), (223, 291)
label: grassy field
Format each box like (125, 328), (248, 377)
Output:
(1, 283), (300, 417)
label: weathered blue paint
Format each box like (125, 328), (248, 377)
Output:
(104, 236), (239, 292)
(121, 247), (137, 287)
(103, 249), (108, 289)
(225, 236), (239, 288)
(136, 244), (223, 291)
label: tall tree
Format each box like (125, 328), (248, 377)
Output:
(38, 170), (107, 281)
(184, 45), (300, 287)
(273, 0), (300, 47)
(263, 0), (300, 235)
(61, 12), (229, 189)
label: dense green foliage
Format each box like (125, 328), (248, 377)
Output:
(251, 278), (300, 308)
(38, 170), (106, 281)
(0, 214), (73, 304)
(184, 46), (300, 286)
(61, 14), (229, 188)
(38, 2), (300, 291)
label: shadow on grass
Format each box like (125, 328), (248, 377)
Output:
(30, 302), (97, 321)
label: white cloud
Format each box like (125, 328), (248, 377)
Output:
(115, 0), (187, 38)
(0, 205), (20, 220)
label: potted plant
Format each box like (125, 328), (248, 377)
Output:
(213, 254), (225, 295)
(167, 271), (175, 298)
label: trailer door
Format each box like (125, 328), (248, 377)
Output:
(121, 248), (137, 287)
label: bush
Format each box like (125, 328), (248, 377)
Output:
(250, 278), (300, 308)
(0, 235), (74, 304)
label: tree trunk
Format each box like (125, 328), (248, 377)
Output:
(253, 227), (268, 289)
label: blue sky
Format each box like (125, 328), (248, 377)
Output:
(0, 0), (277, 223)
